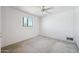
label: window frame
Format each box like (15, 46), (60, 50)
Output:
(23, 16), (33, 27)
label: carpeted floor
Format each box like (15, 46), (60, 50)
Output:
(1, 35), (79, 53)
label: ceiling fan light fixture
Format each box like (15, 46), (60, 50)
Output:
(40, 6), (53, 16)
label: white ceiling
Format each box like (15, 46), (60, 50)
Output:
(12, 6), (76, 17)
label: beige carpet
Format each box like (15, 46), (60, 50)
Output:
(1, 36), (79, 53)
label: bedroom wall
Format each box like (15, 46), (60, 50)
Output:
(75, 7), (79, 48)
(1, 7), (39, 47)
(0, 7), (1, 52)
(0, 7), (1, 36)
(40, 9), (75, 42)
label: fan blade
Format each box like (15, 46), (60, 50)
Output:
(44, 7), (53, 11)
(41, 6), (45, 11)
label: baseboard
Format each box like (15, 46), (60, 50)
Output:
(1, 34), (39, 48)
(39, 34), (76, 44)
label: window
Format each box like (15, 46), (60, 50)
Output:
(23, 17), (33, 27)
(23, 17), (27, 27)
(27, 17), (33, 27)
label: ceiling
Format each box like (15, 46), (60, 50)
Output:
(12, 6), (76, 17)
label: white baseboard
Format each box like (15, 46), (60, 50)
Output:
(40, 34), (76, 44)
(1, 34), (39, 48)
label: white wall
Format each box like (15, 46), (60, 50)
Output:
(2, 7), (39, 47)
(40, 9), (75, 42)
(75, 7), (79, 48)
(0, 7), (1, 35)
(0, 7), (1, 52)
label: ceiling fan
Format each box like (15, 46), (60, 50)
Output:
(40, 6), (53, 16)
